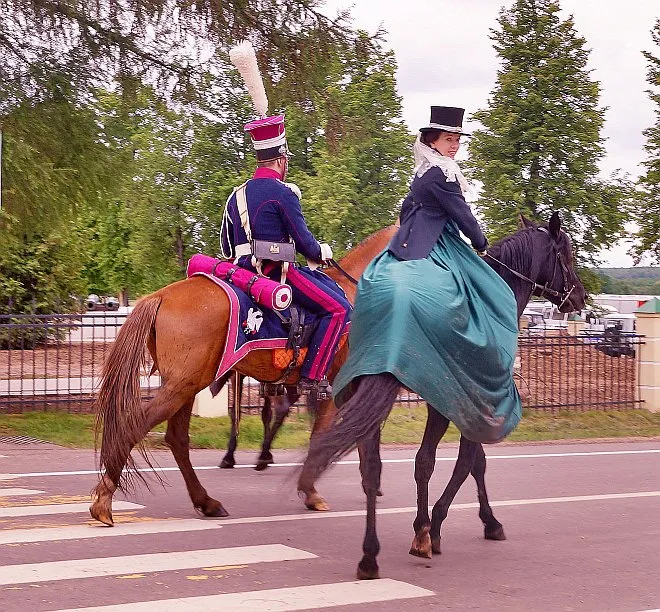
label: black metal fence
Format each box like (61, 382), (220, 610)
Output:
(517, 328), (644, 411)
(0, 314), (644, 414)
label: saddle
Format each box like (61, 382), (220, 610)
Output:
(187, 254), (336, 397)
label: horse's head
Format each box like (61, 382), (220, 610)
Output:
(520, 212), (586, 313)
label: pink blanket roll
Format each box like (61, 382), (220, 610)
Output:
(186, 254), (292, 311)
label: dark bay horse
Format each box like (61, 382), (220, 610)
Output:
(89, 226), (389, 526)
(218, 374), (303, 471)
(298, 212), (587, 580)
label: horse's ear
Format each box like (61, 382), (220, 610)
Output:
(519, 213), (535, 229)
(549, 211), (561, 240)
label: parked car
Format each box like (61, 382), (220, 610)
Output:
(86, 294), (120, 311)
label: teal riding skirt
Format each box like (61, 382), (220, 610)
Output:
(333, 223), (522, 443)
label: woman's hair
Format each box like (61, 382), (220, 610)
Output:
(420, 129), (444, 147)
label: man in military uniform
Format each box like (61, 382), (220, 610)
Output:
(220, 114), (351, 396)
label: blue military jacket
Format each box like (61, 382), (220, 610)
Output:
(221, 167), (322, 263)
(389, 165), (488, 261)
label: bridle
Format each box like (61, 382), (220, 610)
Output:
(485, 227), (576, 311)
(327, 228), (576, 310)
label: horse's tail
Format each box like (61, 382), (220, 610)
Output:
(95, 294), (162, 493)
(302, 373), (400, 482)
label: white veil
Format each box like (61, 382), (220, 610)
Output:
(413, 134), (472, 197)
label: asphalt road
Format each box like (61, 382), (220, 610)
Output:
(1, 439), (659, 611)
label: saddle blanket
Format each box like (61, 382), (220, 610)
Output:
(191, 272), (321, 388)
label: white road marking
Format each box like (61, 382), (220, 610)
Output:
(0, 544), (316, 586)
(0, 488), (44, 497)
(0, 501), (142, 518)
(57, 579), (434, 612)
(191, 490), (660, 528)
(2, 448), (659, 479)
(0, 518), (222, 545)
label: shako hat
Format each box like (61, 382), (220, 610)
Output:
(229, 41), (290, 161)
(244, 114), (289, 162)
(419, 106), (470, 136)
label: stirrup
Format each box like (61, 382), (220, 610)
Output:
(298, 377), (332, 400)
(259, 382), (286, 398)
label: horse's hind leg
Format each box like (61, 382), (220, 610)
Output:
(91, 384), (200, 526)
(356, 429), (382, 580)
(428, 435), (479, 554)
(472, 443), (506, 541)
(410, 405), (450, 559)
(255, 388), (298, 471)
(166, 400), (228, 517)
(220, 373), (242, 469)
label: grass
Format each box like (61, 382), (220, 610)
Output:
(1, 406), (660, 449)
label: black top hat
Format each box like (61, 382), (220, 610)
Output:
(419, 106), (470, 136)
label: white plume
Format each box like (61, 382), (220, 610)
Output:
(229, 41), (269, 117)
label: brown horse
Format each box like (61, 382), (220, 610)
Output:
(89, 225), (394, 526)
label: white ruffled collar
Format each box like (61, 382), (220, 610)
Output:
(413, 134), (472, 196)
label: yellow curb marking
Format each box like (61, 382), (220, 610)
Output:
(116, 574), (146, 579)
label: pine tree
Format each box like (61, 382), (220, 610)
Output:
(467, 0), (630, 262)
(634, 19), (660, 263)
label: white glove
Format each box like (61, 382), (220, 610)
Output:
(319, 243), (333, 261)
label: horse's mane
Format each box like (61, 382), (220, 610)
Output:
(489, 226), (537, 277)
(339, 225), (397, 267)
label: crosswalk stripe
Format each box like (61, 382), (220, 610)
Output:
(56, 578), (434, 611)
(0, 518), (223, 545)
(0, 488), (44, 497)
(0, 544), (316, 586)
(0, 501), (143, 518)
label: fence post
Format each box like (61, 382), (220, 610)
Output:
(635, 298), (660, 413)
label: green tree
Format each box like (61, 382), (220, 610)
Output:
(0, 0), (355, 118)
(634, 19), (660, 263)
(467, 0), (630, 263)
(290, 33), (413, 256)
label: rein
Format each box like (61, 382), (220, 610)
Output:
(327, 259), (359, 285)
(485, 227), (575, 310)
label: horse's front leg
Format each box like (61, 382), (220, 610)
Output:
(429, 435), (479, 554)
(410, 405), (449, 558)
(166, 401), (229, 518)
(472, 443), (506, 541)
(356, 429), (382, 580)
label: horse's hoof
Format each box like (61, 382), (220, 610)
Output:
(409, 526), (432, 559)
(89, 503), (113, 527)
(219, 457), (235, 469)
(431, 535), (442, 555)
(303, 494), (330, 512)
(485, 524), (506, 541)
(254, 457), (273, 471)
(200, 501), (230, 518)
(356, 557), (379, 580)
(376, 489), (383, 497)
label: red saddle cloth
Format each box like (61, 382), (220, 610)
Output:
(186, 254), (292, 311)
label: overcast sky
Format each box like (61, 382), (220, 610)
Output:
(323, 0), (659, 267)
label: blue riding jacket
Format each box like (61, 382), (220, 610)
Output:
(221, 167), (323, 265)
(389, 165), (488, 261)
